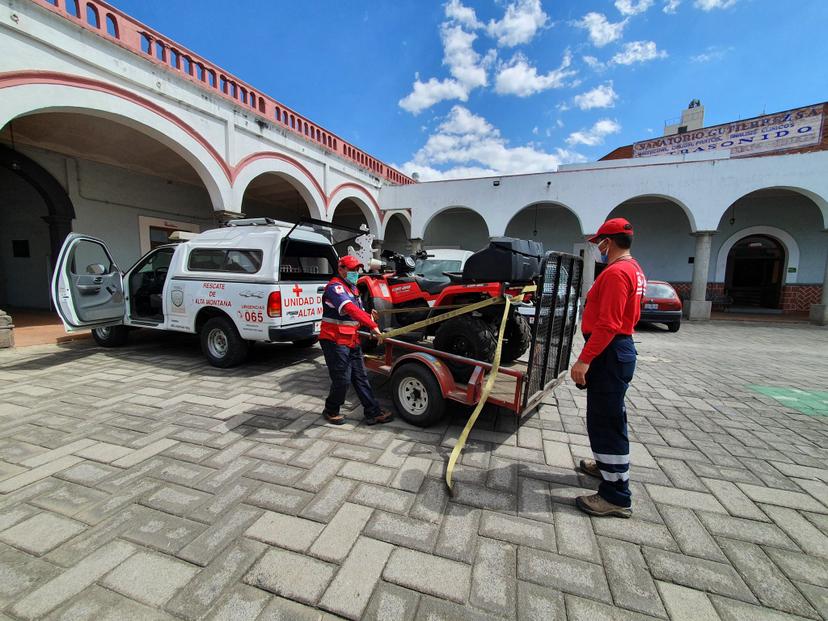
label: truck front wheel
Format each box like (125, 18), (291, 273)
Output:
(201, 317), (250, 367)
(91, 325), (129, 347)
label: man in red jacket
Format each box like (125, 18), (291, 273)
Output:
(319, 255), (393, 426)
(570, 218), (646, 518)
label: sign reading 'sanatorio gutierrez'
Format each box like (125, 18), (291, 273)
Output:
(633, 104), (824, 158)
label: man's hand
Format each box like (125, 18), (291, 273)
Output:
(371, 309), (380, 322)
(371, 327), (383, 342)
(570, 360), (589, 387)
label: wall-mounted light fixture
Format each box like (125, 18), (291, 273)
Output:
(493, 180), (500, 187)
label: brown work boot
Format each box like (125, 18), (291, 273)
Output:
(578, 459), (601, 480)
(365, 409), (394, 426)
(575, 493), (632, 518)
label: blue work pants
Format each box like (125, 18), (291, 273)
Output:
(320, 340), (381, 419)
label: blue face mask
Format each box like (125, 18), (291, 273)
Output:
(589, 240), (609, 264)
(345, 271), (359, 285)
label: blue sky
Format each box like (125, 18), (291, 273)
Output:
(113, 0), (828, 180)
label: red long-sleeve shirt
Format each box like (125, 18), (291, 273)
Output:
(341, 301), (378, 330)
(578, 257), (646, 364)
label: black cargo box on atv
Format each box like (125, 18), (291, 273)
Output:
(461, 237), (544, 284)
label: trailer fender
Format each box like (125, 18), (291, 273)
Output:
(393, 352), (455, 397)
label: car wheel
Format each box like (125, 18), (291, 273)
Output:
(391, 363), (446, 427)
(667, 321), (680, 332)
(91, 325), (129, 347)
(201, 317), (250, 367)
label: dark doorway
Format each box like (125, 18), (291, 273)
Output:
(725, 235), (785, 309)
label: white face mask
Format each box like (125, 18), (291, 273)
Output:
(589, 239), (610, 264)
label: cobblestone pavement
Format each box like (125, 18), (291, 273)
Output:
(0, 321), (826, 620)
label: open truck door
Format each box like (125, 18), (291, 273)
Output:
(51, 234), (125, 331)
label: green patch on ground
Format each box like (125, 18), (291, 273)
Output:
(749, 385), (828, 417)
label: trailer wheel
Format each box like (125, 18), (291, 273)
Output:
(392, 363), (446, 427)
(92, 325), (129, 347)
(201, 317), (250, 368)
(501, 313), (531, 363)
(434, 315), (496, 383)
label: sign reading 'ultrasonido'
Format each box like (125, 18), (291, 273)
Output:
(633, 104), (824, 158)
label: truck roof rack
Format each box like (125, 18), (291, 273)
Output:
(224, 217), (365, 236)
(224, 217), (282, 227)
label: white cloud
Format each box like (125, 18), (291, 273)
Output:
(691, 45), (731, 63)
(444, 0), (482, 29)
(583, 55), (605, 71)
(396, 105), (586, 181)
(611, 40), (668, 65)
(441, 24), (491, 91)
(694, 0), (737, 10)
(574, 82), (618, 110)
(399, 77), (468, 114)
(576, 12), (627, 47)
(486, 0), (548, 47)
(614, 0), (654, 15)
(494, 51), (576, 97)
(663, 0), (681, 12)
(566, 119), (622, 147)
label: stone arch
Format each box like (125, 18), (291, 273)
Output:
(381, 210), (412, 240)
(0, 75), (231, 211)
(423, 206), (489, 251)
(716, 185), (828, 230)
(715, 225), (800, 284)
(232, 156), (325, 222)
(328, 189), (381, 237)
(504, 202), (583, 254)
(382, 211), (411, 254)
(605, 193), (697, 233)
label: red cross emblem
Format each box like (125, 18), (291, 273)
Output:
(292, 284), (303, 296)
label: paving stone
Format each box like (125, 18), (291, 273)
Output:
(709, 595), (818, 621)
(642, 546), (757, 603)
(247, 443), (298, 463)
(247, 460), (305, 486)
(73, 478), (159, 526)
(479, 511), (556, 552)
(102, 550), (199, 606)
(202, 439), (255, 469)
(245, 510), (324, 552)
(194, 457), (258, 493)
(564, 593), (662, 621)
(309, 502), (373, 563)
(718, 537), (819, 618)
(191, 478), (260, 523)
(793, 478), (828, 508)
(383, 547), (472, 604)
(659, 505), (727, 562)
(797, 583), (828, 620)
(764, 547), (828, 588)
(517, 581), (566, 621)
(517, 547), (612, 603)
(702, 478), (768, 521)
(20, 439), (97, 468)
(655, 581), (719, 621)
(340, 460), (395, 485)
(434, 504), (481, 564)
(0, 504), (38, 532)
(470, 538), (516, 615)
(737, 482), (828, 513)
(44, 584), (176, 621)
(0, 455), (84, 493)
(257, 595), (324, 620)
(179, 505), (262, 565)
(646, 484), (727, 513)
(391, 455), (432, 492)
(319, 536), (393, 619)
(552, 503), (601, 563)
(658, 458), (708, 492)
(152, 459), (216, 486)
(120, 506), (205, 554)
(592, 515), (680, 553)
(10, 540), (136, 619)
(543, 440), (574, 469)
(295, 457), (344, 493)
(350, 482), (416, 514)
(166, 539), (266, 620)
(111, 438), (178, 468)
(761, 504), (828, 559)
(74, 442), (134, 463)
(598, 536), (666, 618)
(0, 543), (61, 606)
(245, 482), (311, 515)
(363, 582), (420, 621)
(204, 583), (270, 621)
(300, 476), (357, 522)
(0, 512), (86, 555)
(454, 481), (517, 513)
(696, 510), (798, 550)
(28, 482), (109, 518)
(365, 509), (439, 552)
(55, 461), (118, 486)
(245, 548), (336, 605)
(143, 483), (212, 517)
(414, 595), (500, 621)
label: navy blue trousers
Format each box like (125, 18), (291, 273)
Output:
(320, 340), (381, 419)
(585, 335), (636, 508)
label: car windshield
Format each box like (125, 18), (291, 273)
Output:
(415, 259), (462, 281)
(645, 283), (676, 298)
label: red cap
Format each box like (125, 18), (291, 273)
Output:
(338, 255), (363, 270)
(588, 218), (634, 243)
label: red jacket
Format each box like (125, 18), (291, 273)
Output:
(319, 277), (378, 347)
(578, 257), (646, 364)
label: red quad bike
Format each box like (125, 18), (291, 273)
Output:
(357, 238), (543, 381)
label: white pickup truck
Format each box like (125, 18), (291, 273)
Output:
(51, 218), (366, 367)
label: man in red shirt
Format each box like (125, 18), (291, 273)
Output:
(319, 255), (393, 426)
(570, 218), (646, 518)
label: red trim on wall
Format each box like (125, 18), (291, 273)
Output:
(328, 182), (382, 217)
(233, 151), (326, 205)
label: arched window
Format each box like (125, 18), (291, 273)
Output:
(155, 42), (166, 62)
(219, 75), (228, 93)
(182, 56), (193, 75)
(239, 87), (247, 104)
(86, 3), (100, 28)
(169, 49), (180, 69)
(65, 0), (79, 17)
(105, 13), (118, 37)
(206, 70), (216, 88)
(195, 63), (204, 81)
(258, 97), (265, 113)
(290, 115), (296, 129)
(140, 33), (152, 54)
(274, 107), (281, 122)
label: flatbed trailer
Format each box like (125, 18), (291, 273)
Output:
(364, 251), (584, 427)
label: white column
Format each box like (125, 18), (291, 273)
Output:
(580, 239), (596, 297)
(685, 231), (715, 320)
(809, 237), (828, 325)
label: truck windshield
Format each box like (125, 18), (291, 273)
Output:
(280, 240), (337, 281)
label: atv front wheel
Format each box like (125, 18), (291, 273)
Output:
(501, 313), (532, 363)
(433, 315), (496, 383)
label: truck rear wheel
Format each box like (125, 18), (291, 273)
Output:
(391, 363), (446, 427)
(434, 315), (496, 383)
(91, 325), (129, 347)
(501, 314), (531, 363)
(201, 317), (250, 367)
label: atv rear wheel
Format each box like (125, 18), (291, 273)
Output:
(433, 315), (496, 383)
(501, 313), (531, 363)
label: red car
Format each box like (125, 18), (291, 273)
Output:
(639, 280), (682, 332)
